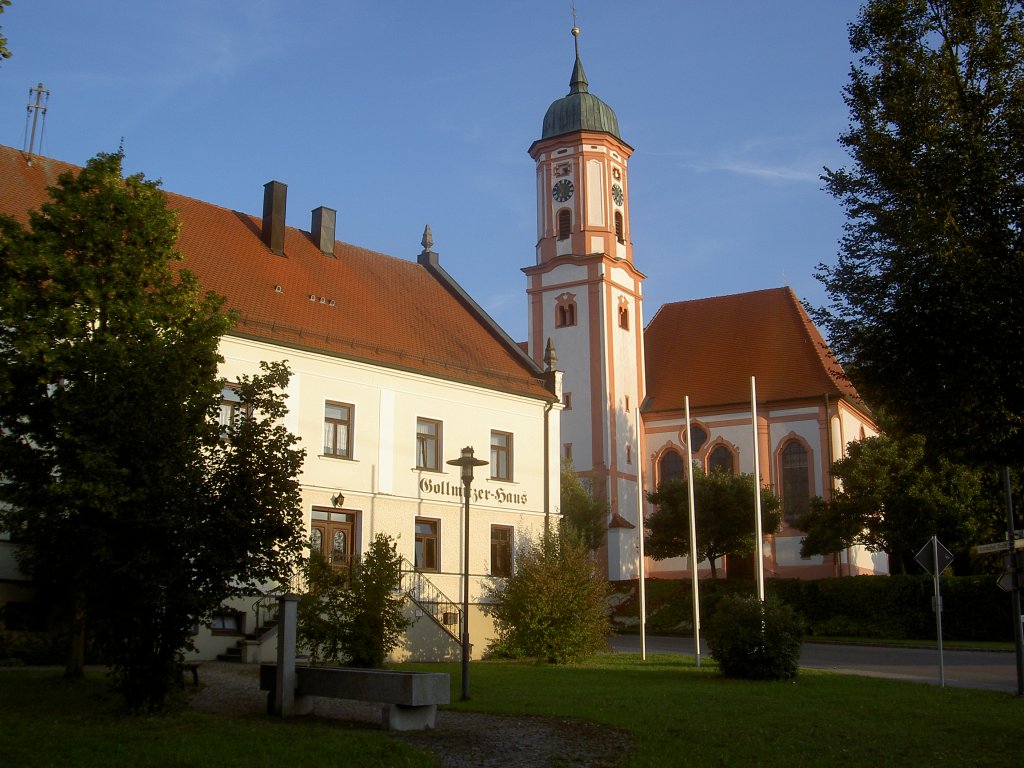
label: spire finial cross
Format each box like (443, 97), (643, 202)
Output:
(570, 3), (580, 54)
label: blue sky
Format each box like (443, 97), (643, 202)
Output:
(0, 1), (863, 342)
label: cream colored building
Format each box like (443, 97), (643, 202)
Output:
(0, 146), (563, 662)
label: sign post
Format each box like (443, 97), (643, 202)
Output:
(1002, 466), (1024, 696)
(915, 536), (953, 687)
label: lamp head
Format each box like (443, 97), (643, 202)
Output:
(446, 445), (489, 484)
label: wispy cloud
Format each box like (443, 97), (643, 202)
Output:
(646, 136), (834, 184)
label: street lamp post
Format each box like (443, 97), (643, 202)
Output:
(447, 446), (488, 701)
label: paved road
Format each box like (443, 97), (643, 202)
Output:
(607, 634), (1021, 693)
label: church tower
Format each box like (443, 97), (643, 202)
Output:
(524, 26), (646, 580)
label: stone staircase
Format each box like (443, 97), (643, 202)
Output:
(400, 558), (462, 643)
(216, 595), (281, 662)
(215, 565), (461, 662)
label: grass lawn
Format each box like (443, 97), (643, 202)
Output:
(0, 669), (429, 768)
(3, 654), (1022, 767)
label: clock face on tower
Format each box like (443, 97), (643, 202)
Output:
(612, 183), (624, 206)
(552, 178), (574, 202)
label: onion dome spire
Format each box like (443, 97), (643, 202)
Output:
(540, 24), (621, 140)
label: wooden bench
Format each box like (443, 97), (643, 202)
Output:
(259, 664), (450, 731)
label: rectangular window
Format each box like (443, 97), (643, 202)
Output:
(563, 391), (572, 410)
(491, 525), (514, 577)
(564, 443), (573, 461)
(218, 385), (248, 437)
(490, 430), (513, 481)
(415, 518), (439, 572)
(209, 611), (242, 635)
(323, 401), (353, 458)
(416, 418), (442, 471)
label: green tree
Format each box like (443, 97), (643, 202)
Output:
(559, 459), (608, 552)
(297, 533), (410, 668)
(0, 1), (11, 60)
(296, 551), (351, 665)
(484, 530), (610, 663)
(646, 469), (782, 579)
(794, 496), (864, 568)
(797, 434), (990, 573)
(816, 0), (1024, 465)
(0, 151), (306, 710)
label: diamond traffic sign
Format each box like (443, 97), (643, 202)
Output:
(916, 537), (954, 576)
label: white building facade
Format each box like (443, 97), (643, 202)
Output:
(0, 146), (563, 661)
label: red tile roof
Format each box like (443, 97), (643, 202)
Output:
(0, 146), (552, 400)
(643, 287), (864, 413)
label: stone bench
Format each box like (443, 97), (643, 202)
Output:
(259, 664), (450, 731)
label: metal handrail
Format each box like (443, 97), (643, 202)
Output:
(400, 557), (462, 642)
(251, 593), (282, 633)
(250, 567), (302, 631)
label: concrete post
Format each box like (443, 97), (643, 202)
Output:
(274, 594), (300, 716)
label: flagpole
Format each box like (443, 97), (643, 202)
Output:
(684, 396), (702, 667)
(750, 376), (765, 602)
(635, 406), (647, 661)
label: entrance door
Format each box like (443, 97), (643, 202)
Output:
(311, 519), (354, 569)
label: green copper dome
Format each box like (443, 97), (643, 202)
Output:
(541, 36), (621, 141)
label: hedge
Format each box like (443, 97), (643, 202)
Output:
(609, 574), (1013, 642)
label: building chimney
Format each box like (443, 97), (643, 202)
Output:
(311, 206), (336, 256)
(262, 180), (287, 255)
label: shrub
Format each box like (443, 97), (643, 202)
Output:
(484, 531), (610, 663)
(297, 533), (410, 667)
(0, 631), (63, 666)
(706, 594), (804, 680)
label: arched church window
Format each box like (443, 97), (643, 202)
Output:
(557, 208), (571, 240)
(658, 449), (684, 484)
(618, 303), (629, 330)
(614, 211), (624, 243)
(708, 444), (735, 475)
(781, 440), (811, 525)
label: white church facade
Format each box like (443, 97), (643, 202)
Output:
(523, 28), (886, 581)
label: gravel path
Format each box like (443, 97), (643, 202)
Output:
(189, 662), (630, 768)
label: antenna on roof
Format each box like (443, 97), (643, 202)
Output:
(23, 82), (49, 161)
